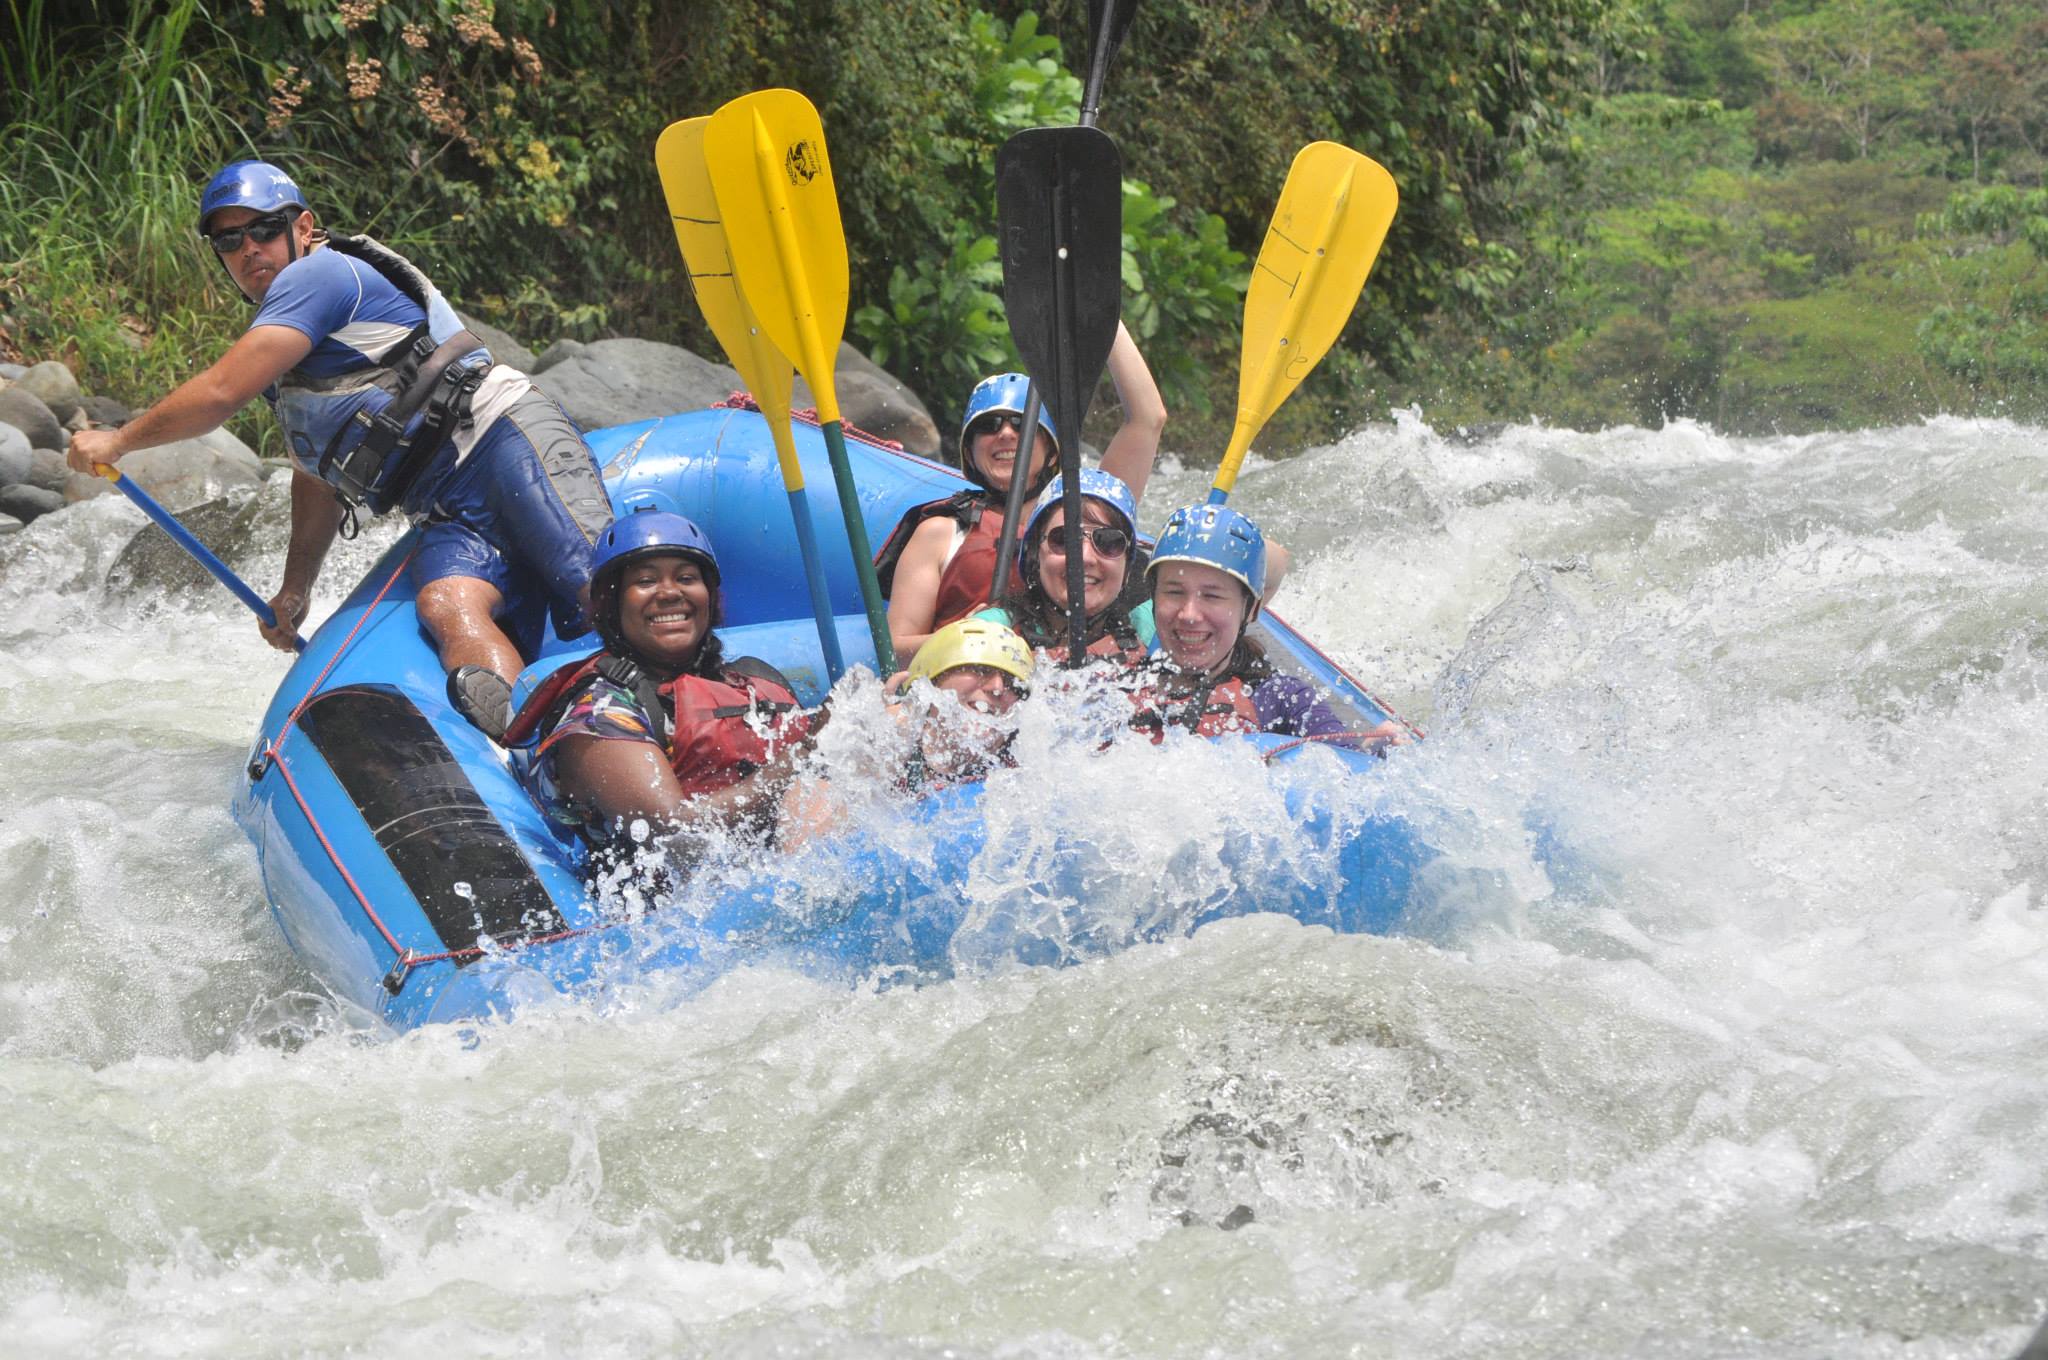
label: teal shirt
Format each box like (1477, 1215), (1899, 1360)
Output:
(975, 600), (1156, 653)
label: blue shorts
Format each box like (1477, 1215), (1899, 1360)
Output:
(411, 390), (611, 641)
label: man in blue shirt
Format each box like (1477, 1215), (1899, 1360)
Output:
(69, 161), (610, 739)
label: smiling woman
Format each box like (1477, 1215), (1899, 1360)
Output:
(974, 467), (1155, 667)
(504, 510), (819, 862)
(1128, 503), (1402, 749)
(874, 321), (1167, 663)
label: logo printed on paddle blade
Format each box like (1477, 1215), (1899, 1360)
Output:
(785, 139), (821, 185)
(703, 89), (850, 423)
(656, 112), (851, 680)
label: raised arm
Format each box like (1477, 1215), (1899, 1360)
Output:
(1095, 321), (1167, 502)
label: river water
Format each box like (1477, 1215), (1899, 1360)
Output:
(3, 416), (2044, 1357)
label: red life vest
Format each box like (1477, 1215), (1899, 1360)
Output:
(507, 650), (811, 797)
(1035, 627), (1152, 670)
(1127, 671), (1263, 742)
(986, 595), (1151, 670)
(872, 491), (1027, 630)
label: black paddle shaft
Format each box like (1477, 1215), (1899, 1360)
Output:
(1081, 0), (1138, 127)
(996, 125), (1123, 665)
(988, 385), (1045, 612)
(989, 0), (1137, 621)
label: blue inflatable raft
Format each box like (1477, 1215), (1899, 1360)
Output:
(232, 408), (1432, 1029)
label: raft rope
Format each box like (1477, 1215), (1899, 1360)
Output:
(1259, 731), (1395, 763)
(249, 545), (423, 975)
(245, 543), (598, 992)
(709, 391), (905, 450)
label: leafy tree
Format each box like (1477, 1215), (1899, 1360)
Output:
(1916, 184), (2048, 387)
(1742, 0), (1941, 162)
(1938, 48), (2025, 182)
(1017, 0), (1643, 394)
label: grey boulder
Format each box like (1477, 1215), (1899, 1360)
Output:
(66, 427), (263, 510)
(27, 448), (69, 493)
(531, 338), (585, 373)
(104, 492), (271, 602)
(794, 343), (941, 456)
(0, 512), (20, 536)
(0, 483), (64, 523)
(0, 387), (64, 451)
(14, 361), (82, 424)
(0, 423), (29, 486)
(531, 338), (741, 432)
(79, 394), (133, 427)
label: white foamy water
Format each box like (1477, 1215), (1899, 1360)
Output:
(3, 418), (2046, 1358)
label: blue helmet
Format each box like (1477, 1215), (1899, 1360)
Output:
(1025, 468), (1138, 542)
(957, 372), (1059, 489)
(1147, 503), (1268, 619)
(1019, 468), (1145, 607)
(198, 160), (308, 234)
(591, 509), (719, 586)
(587, 510), (721, 651)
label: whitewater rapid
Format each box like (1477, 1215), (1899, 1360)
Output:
(3, 416), (2044, 1357)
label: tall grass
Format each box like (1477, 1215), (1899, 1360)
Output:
(0, 0), (280, 447)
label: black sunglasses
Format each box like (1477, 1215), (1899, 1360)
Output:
(1042, 524), (1131, 558)
(206, 211), (295, 255)
(969, 411), (1027, 438)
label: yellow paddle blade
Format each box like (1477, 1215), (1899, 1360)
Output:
(654, 115), (805, 489)
(1214, 141), (1398, 498)
(703, 88), (849, 426)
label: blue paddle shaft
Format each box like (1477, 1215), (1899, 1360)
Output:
(784, 486), (847, 682)
(107, 470), (306, 652)
(1206, 486), (1229, 505)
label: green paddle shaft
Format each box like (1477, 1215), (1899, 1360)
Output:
(819, 420), (895, 676)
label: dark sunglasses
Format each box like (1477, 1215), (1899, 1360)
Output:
(968, 411), (1027, 438)
(1042, 524), (1131, 558)
(206, 211), (295, 255)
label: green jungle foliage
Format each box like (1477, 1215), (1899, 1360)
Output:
(1398, 0), (2048, 433)
(2, 0), (2042, 453)
(0, 0), (1626, 457)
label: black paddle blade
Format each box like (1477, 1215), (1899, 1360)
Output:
(996, 123), (1123, 664)
(996, 125), (1124, 476)
(1082, 0), (1139, 125)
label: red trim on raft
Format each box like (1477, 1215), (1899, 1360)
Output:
(1264, 605), (1426, 742)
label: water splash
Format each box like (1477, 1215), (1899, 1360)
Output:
(4, 418), (2047, 1356)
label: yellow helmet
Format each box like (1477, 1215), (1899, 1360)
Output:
(907, 618), (1036, 692)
